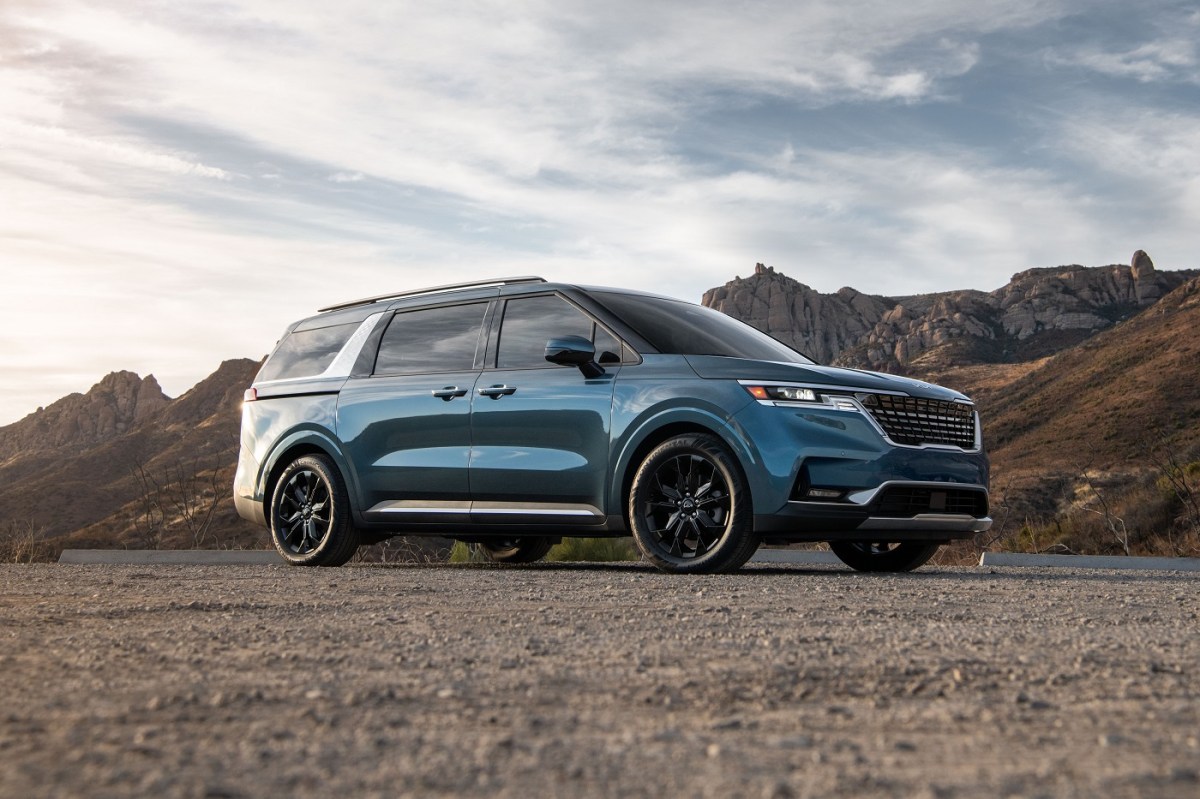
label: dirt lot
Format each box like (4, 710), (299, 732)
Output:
(1, 562), (1198, 798)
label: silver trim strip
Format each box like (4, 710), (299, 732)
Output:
(843, 480), (988, 507)
(376, 507), (466, 514)
(366, 500), (602, 518)
(858, 515), (993, 533)
(472, 508), (598, 517)
(256, 312), (386, 387)
(323, 312), (386, 376)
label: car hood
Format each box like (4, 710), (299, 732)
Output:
(683, 355), (970, 403)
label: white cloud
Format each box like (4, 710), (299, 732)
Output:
(1049, 39), (1198, 82)
(0, 0), (1196, 424)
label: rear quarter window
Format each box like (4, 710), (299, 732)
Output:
(257, 321), (360, 381)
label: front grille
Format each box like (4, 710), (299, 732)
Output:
(859, 394), (977, 448)
(874, 486), (988, 518)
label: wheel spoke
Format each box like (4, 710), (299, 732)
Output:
(656, 474), (680, 500)
(667, 518), (685, 556)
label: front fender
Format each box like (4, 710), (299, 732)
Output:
(607, 404), (764, 516)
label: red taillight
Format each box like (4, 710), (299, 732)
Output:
(243, 388), (258, 402)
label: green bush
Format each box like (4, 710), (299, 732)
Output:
(448, 541), (489, 564)
(545, 537), (639, 562)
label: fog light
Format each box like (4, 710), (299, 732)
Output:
(807, 488), (842, 499)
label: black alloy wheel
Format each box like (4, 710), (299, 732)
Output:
(270, 454), (359, 566)
(475, 537), (556, 564)
(828, 541), (940, 572)
(629, 433), (757, 574)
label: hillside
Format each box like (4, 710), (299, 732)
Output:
(0, 360), (263, 550)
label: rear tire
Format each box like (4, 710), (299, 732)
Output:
(475, 537), (555, 564)
(628, 433), (757, 574)
(829, 541), (940, 572)
(269, 455), (359, 566)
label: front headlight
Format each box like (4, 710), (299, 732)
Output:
(743, 385), (818, 402)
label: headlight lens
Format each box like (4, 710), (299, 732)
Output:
(744, 385), (818, 402)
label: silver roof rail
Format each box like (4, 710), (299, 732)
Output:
(318, 276), (547, 313)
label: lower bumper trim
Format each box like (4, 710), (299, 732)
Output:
(858, 514), (992, 533)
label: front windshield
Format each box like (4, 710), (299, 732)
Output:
(593, 291), (814, 364)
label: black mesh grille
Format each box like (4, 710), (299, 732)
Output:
(875, 486), (988, 518)
(859, 394), (977, 448)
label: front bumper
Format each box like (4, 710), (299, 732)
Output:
(754, 480), (991, 541)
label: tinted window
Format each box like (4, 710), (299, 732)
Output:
(593, 291), (814, 363)
(258, 322), (360, 381)
(594, 325), (622, 364)
(496, 295), (595, 369)
(375, 303), (487, 375)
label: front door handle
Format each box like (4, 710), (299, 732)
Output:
(478, 384), (517, 399)
(431, 386), (469, 401)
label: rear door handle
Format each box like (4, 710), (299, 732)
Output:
(478, 384), (517, 399)
(431, 386), (469, 401)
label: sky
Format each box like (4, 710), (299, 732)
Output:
(2, 0), (1199, 425)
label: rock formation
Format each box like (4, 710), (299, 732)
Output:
(702, 252), (1197, 371)
(0, 371), (171, 464)
(701, 264), (892, 362)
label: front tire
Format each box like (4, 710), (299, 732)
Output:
(475, 537), (555, 564)
(628, 434), (758, 574)
(269, 455), (359, 566)
(829, 541), (940, 572)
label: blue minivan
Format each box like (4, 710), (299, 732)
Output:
(234, 277), (990, 573)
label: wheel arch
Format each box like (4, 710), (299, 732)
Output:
(611, 412), (759, 526)
(260, 432), (358, 519)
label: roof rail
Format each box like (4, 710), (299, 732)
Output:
(318, 276), (547, 313)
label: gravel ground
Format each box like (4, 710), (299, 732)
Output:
(1, 562), (1198, 799)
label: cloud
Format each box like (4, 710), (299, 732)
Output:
(1048, 39), (1198, 82)
(1, 0), (1197, 424)
(1043, 6), (1200, 84)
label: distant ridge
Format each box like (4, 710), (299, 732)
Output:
(0, 359), (262, 547)
(702, 251), (1197, 372)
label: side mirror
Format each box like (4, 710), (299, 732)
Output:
(545, 335), (605, 378)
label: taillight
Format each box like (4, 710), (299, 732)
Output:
(243, 388), (258, 402)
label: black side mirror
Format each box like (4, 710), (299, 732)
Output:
(545, 335), (605, 378)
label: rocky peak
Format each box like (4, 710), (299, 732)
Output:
(702, 264), (891, 363)
(0, 371), (171, 464)
(702, 252), (1198, 372)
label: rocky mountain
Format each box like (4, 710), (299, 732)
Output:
(0, 371), (170, 464)
(0, 360), (263, 549)
(702, 251), (1197, 372)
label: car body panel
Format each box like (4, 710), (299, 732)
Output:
(337, 371), (481, 519)
(469, 364), (617, 522)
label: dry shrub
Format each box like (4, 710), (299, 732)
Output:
(0, 520), (56, 563)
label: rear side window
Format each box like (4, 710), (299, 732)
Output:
(374, 302), (488, 375)
(257, 322), (360, 381)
